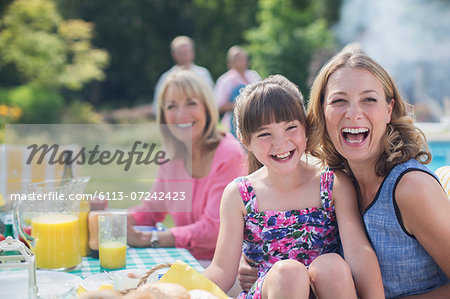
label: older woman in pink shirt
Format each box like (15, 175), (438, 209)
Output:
(127, 70), (246, 263)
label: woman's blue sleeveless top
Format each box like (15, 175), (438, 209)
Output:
(363, 159), (449, 298)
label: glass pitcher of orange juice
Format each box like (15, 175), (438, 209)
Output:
(14, 177), (90, 271)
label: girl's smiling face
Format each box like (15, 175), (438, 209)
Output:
(323, 67), (394, 165)
(247, 120), (306, 174)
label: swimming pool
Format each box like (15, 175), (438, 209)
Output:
(428, 140), (450, 172)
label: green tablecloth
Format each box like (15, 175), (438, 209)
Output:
(69, 247), (204, 279)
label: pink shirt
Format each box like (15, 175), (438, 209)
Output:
(214, 69), (261, 131)
(130, 133), (247, 259)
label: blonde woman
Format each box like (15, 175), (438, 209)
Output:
(128, 70), (246, 264)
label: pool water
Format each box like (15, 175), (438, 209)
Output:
(428, 141), (450, 172)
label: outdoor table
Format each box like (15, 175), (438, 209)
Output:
(0, 246), (205, 297)
(70, 247), (204, 279)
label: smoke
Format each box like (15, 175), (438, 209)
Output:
(334, 0), (450, 117)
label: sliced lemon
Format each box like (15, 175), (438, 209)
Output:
(159, 260), (228, 299)
(98, 283), (114, 290)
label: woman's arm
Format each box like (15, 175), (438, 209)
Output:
(127, 179), (168, 247)
(127, 166), (168, 227)
(333, 170), (384, 299)
(170, 143), (246, 255)
(396, 171), (450, 298)
(202, 182), (246, 292)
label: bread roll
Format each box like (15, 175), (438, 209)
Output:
(122, 290), (155, 299)
(79, 289), (123, 299)
(189, 289), (220, 299)
(136, 282), (190, 299)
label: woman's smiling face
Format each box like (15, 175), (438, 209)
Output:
(323, 67), (394, 165)
(162, 84), (207, 145)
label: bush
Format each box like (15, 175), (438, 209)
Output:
(61, 100), (103, 124)
(7, 85), (64, 123)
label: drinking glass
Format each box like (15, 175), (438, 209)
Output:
(98, 212), (127, 270)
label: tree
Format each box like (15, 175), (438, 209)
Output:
(191, 0), (259, 79)
(55, 0), (259, 107)
(0, 0), (109, 91)
(244, 0), (338, 96)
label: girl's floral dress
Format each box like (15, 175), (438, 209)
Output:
(236, 168), (339, 299)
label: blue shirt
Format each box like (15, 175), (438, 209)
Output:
(363, 159), (448, 298)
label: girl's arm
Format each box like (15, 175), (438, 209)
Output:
(395, 171), (450, 298)
(333, 170), (384, 299)
(202, 182), (246, 292)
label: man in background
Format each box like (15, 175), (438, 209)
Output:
(152, 36), (214, 115)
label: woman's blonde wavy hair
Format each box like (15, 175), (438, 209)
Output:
(157, 70), (221, 158)
(306, 49), (431, 177)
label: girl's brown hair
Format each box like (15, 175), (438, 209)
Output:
(234, 75), (307, 173)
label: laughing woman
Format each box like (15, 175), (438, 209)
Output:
(306, 48), (450, 298)
(127, 70), (246, 265)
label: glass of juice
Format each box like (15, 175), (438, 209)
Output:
(98, 212), (127, 270)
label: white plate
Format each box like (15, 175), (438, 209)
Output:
(112, 268), (149, 290)
(37, 270), (82, 298)
(80, 272), (113, 291)
(0, 270), (82, 299)
(81, 268), (164, 291)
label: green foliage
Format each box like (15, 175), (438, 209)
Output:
(54, 0), (258, 107)
(7, 85), (64, 123)
(61, 99), (103, 124)
(192, 0), (259, 79)
(245, 0), (337, 95)
(58, 20), (109, 90)
(0, 0), (109, 90)
(0, 0), (341, 109)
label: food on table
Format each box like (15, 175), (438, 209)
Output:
(159, 260), (228, 299)
(189, 289), (220, 299)
(88, 211), (101, 257)
(78, 289), (122, 299)
(136, 282), (190, 299)
(122, 290), (152, 298)
(18, 226), (31, 248)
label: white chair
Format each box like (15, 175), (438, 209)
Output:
(435, 166), (450, 199)
(0, 144), (80, 200)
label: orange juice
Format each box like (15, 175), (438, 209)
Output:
(79, 199), (90, 256)
(79, 211), (89, 256)
(31, 214), (81, 269)
(99, 241), (127, 269)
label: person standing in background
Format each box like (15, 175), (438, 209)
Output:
(214, 45), (260, 135)
(152, 36), (214, 116)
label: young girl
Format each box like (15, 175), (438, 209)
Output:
(202, 75), (384, 299)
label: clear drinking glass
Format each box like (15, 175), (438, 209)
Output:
(98, 212), (127, 270)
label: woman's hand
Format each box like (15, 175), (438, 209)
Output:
(127, 223), (151, 247)
(237, 253), (258, 291)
